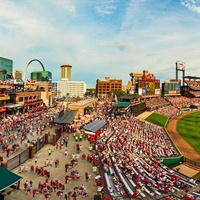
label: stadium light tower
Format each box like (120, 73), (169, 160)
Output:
(176, 61), (185, 86)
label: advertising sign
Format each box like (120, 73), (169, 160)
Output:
(146, 82), (155, 94)
(155, 89), (160, 95)
(142, 88), (146, 95)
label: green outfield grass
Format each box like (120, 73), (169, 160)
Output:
(177, 111), (200, 154)
(145, 113), (169, 127)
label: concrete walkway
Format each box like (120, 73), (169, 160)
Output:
(4, 129), (101, 200)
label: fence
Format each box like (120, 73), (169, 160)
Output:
(7, 148), (29, 170)
(33, 135), (46, 154)
(55, 127), (62, 141)
(7, 127), (64, 170)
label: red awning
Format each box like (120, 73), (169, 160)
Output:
(0, 107), (6, 113)
(24, 100), (43, 106)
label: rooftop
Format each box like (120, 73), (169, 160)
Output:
(70, 99), (95, 106)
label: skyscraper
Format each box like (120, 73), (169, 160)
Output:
(0, 57), (13, 80)
(60, 64), (72, 81)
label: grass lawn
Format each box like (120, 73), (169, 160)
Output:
(145, 113), (169, 127)
(193, 172), (200, 180)
(177, 111), (200, 154)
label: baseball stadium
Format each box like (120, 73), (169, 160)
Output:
(1, 61), (200, 200)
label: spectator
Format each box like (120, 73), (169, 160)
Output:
(48, 149), (52, 156)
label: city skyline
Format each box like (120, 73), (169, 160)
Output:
(0, 0), (200, 88)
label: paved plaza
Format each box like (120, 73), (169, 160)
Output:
(2, 126), (105, 200)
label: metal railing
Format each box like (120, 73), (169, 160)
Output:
(7, 148), (29, 170)
(33, 135), (45, 154)
(7, 130), (63, 170)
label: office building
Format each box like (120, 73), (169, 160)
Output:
(0, 57), (13, 80)
(57, 80), (86, 98)
(31, 71), (52, 82)
(96, 76), (122, 97)
(61, 64), (72, 81)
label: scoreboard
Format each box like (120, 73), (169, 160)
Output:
(162, 82), (181, 95)
(138, 80), (160, 95)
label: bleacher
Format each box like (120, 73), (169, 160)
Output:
(97, 112), (200, 199)
(185, 79), (200, 98)
(94, 98), (200, 199)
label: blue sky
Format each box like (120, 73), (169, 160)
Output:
(0, 0), (200, 88)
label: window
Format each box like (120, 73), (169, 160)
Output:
(19, 97), (23, 102)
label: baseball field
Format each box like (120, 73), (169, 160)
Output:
(176, 111), (200, 154)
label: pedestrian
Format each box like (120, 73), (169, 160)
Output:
(79, 134), (82, 141)
(65, 138), (68, 147)
(30, 165), (34, 172)
(82, 189), (88, 197)
(32, 189), (36, 198)
(82, 153), (86, 160)
(67, 191), (72, 200)
(29, 180), (33, 187)
(64, 192), (68, 200)
(75, 135), (78, 142)
(24, 181), (28, 191)
(76, 143), (79, 153)
(72, 191), (77, 200)
(47, 172), (50, 179)
(26, 186), (31, 194)
(93, 166), (97, 174)
(85, 172), (89, 182)
(55, 159), (59, 168)
(48, 149), (52, 156)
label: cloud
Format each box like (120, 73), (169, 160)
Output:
(94, 0), (118, 16)
(181, 0), (200, 14)
(51, 0), (76, 15)
(0, 0), (200, 88)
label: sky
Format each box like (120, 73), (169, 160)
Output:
(0, 0), (200, 88)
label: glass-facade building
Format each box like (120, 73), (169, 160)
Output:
(0, 57), (13, 80)
(31, 71), (52, 82)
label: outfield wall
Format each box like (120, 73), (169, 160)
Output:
(161, 127), (183, 167)
(161, 156), (183, 167)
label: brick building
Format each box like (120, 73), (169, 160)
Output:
(96, 77), (122, 97)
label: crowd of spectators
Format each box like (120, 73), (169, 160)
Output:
(146, 97), (170, 111)
(185, 80), (200, 90)
(88, 100), (200, 199)
(149, 96), (200, 118)
(166, 96), (200, 109)
(0, 109), (55, 160)
(1, 96), (200, 200)
(153, 105), (179, 118)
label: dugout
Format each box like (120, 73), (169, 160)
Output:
(115, 102), (131, 115)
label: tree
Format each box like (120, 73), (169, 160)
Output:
(66, 93), (70, 98)
(109, 90), (125, 98)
